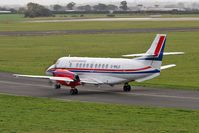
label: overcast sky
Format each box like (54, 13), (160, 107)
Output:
(0, 0), (198, 6)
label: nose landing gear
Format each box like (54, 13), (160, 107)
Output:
(54, 84), (61, 89)
(123, 83), (131, 92)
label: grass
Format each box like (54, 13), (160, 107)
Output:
(0, 14), (24, 22)
(0, 94), (199, 133)
(1, 14), (199, 32)
(0, 32), (198, 89)
(1, 19), (199, 32)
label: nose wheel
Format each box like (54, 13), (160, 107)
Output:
(54, 84), (61, 89)
(123, 83), (131, 92)
(70, 88), (78, 95)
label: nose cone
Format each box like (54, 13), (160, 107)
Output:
(46, 64), (55, 76)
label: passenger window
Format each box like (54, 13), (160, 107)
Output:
(76, 63), (79, 68)
(98, 64), (101, 68)
(105, 64), (108, 69)
(83, 63), (85, 68)
(90, 64), (93, 68)
(79, 63), (82, 68)
(86, 64), (89, 68)
(95, 64), (98, 68)
(102, 64), (105, 69)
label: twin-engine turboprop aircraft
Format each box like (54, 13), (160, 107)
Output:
(14, 34), (184, 95)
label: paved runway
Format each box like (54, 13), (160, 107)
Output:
(25, 17), (199, 23)
(0, 72), (199, 110)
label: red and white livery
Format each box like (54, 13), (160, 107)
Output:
(14, 34), (184, 95)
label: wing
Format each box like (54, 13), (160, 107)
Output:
(14, 74), (101, 84)
(13, 74), (73, 82)
(122, 52), (184, 57)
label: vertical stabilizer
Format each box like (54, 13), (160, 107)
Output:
(136, 34), (167, 69)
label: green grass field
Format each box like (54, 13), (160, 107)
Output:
(0, 94), (199, 133)
(1, 14), (199, 32)
(0, 32), (198, 89)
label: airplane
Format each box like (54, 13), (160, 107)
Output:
(14, 34), (184, 95)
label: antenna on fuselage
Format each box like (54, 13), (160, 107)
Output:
(66, 50), (70, 57)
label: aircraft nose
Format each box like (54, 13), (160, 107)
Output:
(46, 64), (55, 76)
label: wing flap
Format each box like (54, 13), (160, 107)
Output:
(80, 77), (103, 85)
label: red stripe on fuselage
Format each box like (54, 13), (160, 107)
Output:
(49, 66), (152, 72)
(154, 36), (165, 56)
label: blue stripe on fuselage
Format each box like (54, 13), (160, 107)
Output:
(70, 69), (160, 74)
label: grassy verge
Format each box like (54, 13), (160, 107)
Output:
(0, 94), (199, 133)
(0, 32), (198, 89)
(0, 20), (199, 32)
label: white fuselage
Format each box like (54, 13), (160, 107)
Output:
(47, 57), (160, 85)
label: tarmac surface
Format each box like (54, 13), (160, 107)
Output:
(0, 72), (199, 110)
(1, 27), (199, 36)
(25, 17), (199, 23)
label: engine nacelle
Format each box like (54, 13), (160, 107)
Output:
(53, 69), (80, 87)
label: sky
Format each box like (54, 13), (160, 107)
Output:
(0, 0), (198, 6)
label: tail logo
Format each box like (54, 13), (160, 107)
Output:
(154, 36), (166, 57)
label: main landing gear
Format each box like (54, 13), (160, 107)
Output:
(123, 83), (131, 92)
(70, 88), (78, 95)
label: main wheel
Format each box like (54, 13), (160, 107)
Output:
(70, 89), (75, 95)
(123, 86), (128, 92)
(74, 88), (78, 94)
(123, 83), (131, 92)
(70, 88), (78, 95)
(126, 85), (131, 92)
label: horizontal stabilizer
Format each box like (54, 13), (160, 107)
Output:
(122, 52), (184, 57)
(160, 64), (176, 70)
(163, 52), (184, 55)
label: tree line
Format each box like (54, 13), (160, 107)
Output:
(21, 1), (128, 18)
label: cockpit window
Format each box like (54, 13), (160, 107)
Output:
(55, 59), (61, 67)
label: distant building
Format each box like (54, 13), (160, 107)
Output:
(0, 11), (11, 13)
(145, 7), (186, 11)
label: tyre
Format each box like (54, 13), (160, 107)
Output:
(70, 89), (75, 95)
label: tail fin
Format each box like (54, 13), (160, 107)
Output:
(146, 34), (166, 59)
(136, 34), (167, 69)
